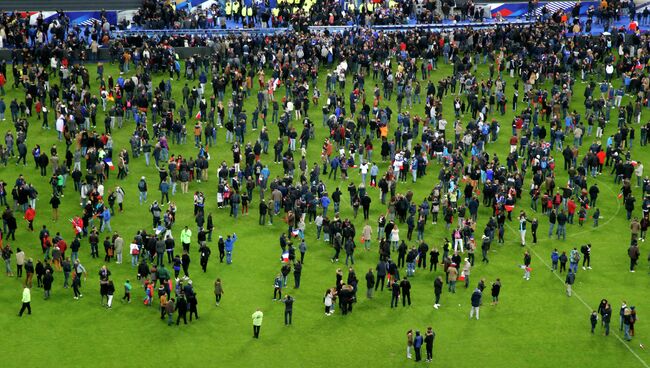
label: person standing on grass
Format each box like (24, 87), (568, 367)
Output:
(434, 276), (443, 309)
(176, 294), (188, 325)
(603, 302), (612, 336)
(122, 280), (132, 303)
(491, 279), (501, 305)
(106, 279), (115, 309)
(252, 308), (263, 338)
(365, 268), (375, 299)
(406, 330), (413, 359)
(400, 276), (412, 307)
(470, 287), (482, 320)
(375, 260), (386, 292)
(180, 226), (192, 253)
(273, 274), (282, 300)
(623, 307), (633, 341)
(214, 278), (224, 306)
(628, 242), (640, 272)
(413, 330), (423, 362)
(581, 243), (592, 270)
(72, 271), (82, 299)
(199, 243), (211, 273)
(165, 297), (175, 326)
(225, 233), (237, 264)
(447, 263), (458, 293)
(217, 236), (225, 263)
(424, 327), (435, 362)
(565, 269), (575, 297)
(18, 286), (31, 316)
(282, 294), (294, 326)
(591, 311), (598, 334)
(390, 279), (400, 308)
(293, 261), (302, 289)
(43, 269), (53, 299)
(619, 301), (628, 331)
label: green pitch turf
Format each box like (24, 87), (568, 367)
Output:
(0, 58), (648, 368)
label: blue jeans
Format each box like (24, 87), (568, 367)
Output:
(624, 324), (632, 340)
(345, 253), (354, 265)
(101, 219), (112, 233)
(407, 262), (415, 276)
(226, 251), (233, 264)
(71, 251), (79, 264)
(131, 254), (139, 266)
(548, 223), (555, 237)
(140, 191), (147, 204)
(557, 224), (566, 240)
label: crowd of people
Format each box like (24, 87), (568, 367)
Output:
(0, 3), (648, 361)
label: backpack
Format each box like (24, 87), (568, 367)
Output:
(572, 251), (581, 263)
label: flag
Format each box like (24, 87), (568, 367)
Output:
(282, 251), (289, 262)
(291, 229), (300, 237)
(504, 205), (515, 212)
(155, 225), (166, 235)
(196, 111), (201, 119)
(71, 217), (83, 235)
(104, 157), (115, 170)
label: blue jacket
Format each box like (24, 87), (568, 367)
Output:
(414, 335), (423, 348)
(102, 209), (111, 221)
(551, 251), (559, 262)
(321, 196), (331, 208)
(471, 289), (482, 307)
(225, 235), (237, 251)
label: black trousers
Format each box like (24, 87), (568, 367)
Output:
(415, 347), (422, 361)
(426, 346), (433, 360)
(391, 295), (399, 308)
(177, 312), (187, 325)
(284, 310), (292, 325)
(375, 275), (385, 291)
(253, 325), (261, 338)
(402, 291), (411, 306)
(19, 302), (31, 316)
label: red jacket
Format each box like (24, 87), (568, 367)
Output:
(24, 208), (35, 221)
(567, 200), (577, 215)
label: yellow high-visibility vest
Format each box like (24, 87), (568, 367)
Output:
(225, 1), (232, 15)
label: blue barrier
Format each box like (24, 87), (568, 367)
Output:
(113, 27), (292, 38)
(114, 19), (537, 38)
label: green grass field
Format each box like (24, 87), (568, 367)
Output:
(0, 57), (648, 368)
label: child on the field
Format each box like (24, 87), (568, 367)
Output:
(578, 208), (587, 226)
(122, 279), (132, 303)
(592, 208), (600, 227)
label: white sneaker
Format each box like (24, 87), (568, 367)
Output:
(434, 304), (439, 309)
(582, 267), (586, 270)
(588, 267), (592, 269)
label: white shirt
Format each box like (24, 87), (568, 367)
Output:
(360, 163), (369, 174)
